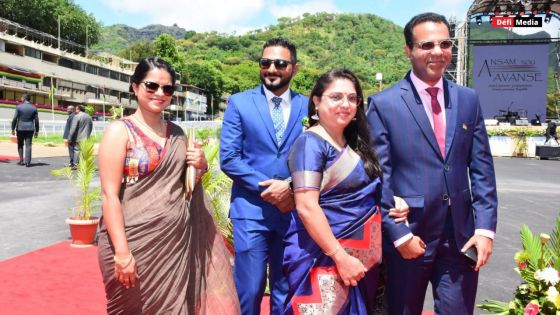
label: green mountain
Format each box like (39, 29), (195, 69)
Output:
(181, 13), (409, 94)
(92, 24), (186, 53)
(93, 13), (410, 96)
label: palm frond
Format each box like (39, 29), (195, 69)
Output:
(203, 141), (220, 165)
(477, 300), (510, 314)
(518, 268), (539, 289)
(200, 140), (234, 245)
(547, 216), (560, 261)
(520, 225), (542, 272)
(51, 165), (74, 179)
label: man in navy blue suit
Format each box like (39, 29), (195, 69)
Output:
(367, 13), (498, 315)
(220, 38), (308, 315)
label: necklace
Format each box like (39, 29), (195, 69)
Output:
(131, 115), (166, 139)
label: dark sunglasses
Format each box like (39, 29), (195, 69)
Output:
(140, 81), (175, 96)
(259, 58), (292, 70)
(413, 39), (454, 51)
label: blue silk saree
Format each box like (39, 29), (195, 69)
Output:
(284, 131), (383, 315)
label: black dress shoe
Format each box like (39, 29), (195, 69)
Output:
(25, 163), (31, 167)
(17, 161), (24, 165)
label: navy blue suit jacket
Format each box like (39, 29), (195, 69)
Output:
(220, 85), (308, 220)
(367, 73), (497, 254)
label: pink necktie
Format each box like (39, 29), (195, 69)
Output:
(426, 87), (445, 158)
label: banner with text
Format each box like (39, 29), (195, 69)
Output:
(473, 44), (548, 120)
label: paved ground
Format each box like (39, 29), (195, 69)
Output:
(0, 141), (100, 260)
(0, 141), (70, 158)
(0, 142), (558, 314)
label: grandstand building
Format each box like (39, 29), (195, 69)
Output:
(0, 17), (207, 120)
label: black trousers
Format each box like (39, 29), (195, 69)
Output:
(16, 130), (34, 164)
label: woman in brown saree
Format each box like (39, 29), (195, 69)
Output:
(97, 57), (239, 314)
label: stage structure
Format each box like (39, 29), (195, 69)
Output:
(453, 0), (560, 121)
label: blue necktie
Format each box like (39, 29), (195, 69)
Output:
(271, 96), (285, 143)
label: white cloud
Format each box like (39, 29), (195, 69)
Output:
(269, 0), (340, 19)
(100, 0), (265, 33)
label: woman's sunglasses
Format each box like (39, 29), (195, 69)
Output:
(413, 39), (454, 51)
(140, 81), (175, 96)
(259, 58), (292, 70)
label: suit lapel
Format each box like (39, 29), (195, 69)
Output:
(252, 86), (278, 146)
(400, 78), (443, 159)
(280, 90), (304, 149)
(444, 80), (457, 160)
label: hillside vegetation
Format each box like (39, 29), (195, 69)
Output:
(93, 12), (410, 105)
(93, 24), (186, 53)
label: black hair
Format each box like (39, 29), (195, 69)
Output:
(404, 12), (450, 49)
(21, 94), (31, 102)
(308, 69), (382, 179)
(77, 105), (85, 111)
(262, 38), (297, 64)
(129, 57), (176, 93)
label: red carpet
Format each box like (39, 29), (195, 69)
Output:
(0, 241), (433, 314)
(0, 155), (18, 161)
(0, 241), (270, 314)
(0, 241), (106, 315)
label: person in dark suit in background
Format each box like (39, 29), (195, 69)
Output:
(11, 94), (39, 167)
(367, 12), (498, 315)
(67, 105), (93, 169)
(62, 105), (76, 167)
(220, 38), (308, 315)
(545, 122), (558, 145)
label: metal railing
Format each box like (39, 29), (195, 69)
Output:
(0, 119), (222, 136)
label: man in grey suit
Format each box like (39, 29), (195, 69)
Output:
(62, 105), (76, 167)
(11, 94), (39, 167)
(67, 105), (93, 169)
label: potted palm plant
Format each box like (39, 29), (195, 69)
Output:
(51, 136), (101, 247)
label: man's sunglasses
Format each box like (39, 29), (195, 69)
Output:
(259, 58), (292, 70)
(413, 39), (454, 51)
(140, 81), (175, 96)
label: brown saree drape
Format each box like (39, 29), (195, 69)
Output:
(97, 123), (240, 314)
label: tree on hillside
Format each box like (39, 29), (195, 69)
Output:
(117, 40), (155, 62)
(185, 61), (225, 115)
(1, 0), (101, 47)
(154, 34), (186, 75)
(223, 61), (260, 94)
(291, 67), (322, 95)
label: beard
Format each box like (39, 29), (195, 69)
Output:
(260, 72), (293, 92)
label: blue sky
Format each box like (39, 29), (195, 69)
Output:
(74, 0), (471, 33)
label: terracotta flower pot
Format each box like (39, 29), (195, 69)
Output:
(65, 217), (100, 248)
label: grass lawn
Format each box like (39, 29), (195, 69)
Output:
(0, 134), (102, 144)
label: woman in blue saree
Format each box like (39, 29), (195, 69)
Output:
(284, 69), (408, 314)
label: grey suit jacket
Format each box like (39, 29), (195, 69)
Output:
(68, 112), (93, 142)
(11, 102), (39, 132)
(63, 113), (75, 140)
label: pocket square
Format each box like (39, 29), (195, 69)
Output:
(462, 123), (468, 130)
